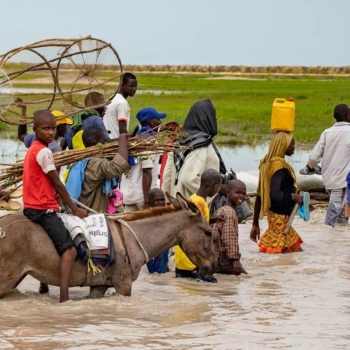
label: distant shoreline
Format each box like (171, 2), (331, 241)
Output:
(5, 62), (350, 75)
(122, 64), (350, 75)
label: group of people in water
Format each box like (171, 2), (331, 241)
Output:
(3, 71), (349, 302)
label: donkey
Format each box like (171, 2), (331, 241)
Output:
(0, 193), (217, 299)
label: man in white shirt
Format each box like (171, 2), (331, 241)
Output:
(103, 72), (137, 138)
(120, 107), (166, 212)
(305, 104), (350, 227)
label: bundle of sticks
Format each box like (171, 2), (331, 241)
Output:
(0, 131), (190, 191)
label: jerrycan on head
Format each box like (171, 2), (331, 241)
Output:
(271, 98), (295, 132)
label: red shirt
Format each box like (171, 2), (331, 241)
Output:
(23, 140), (59, 210)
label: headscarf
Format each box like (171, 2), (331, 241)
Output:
(258, 131), (297, 218)
(182, 99), (217, 137)
(173, 99), (226, 183)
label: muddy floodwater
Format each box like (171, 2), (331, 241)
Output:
(1, 211), (350, 349)
(1, 137), (348, 349)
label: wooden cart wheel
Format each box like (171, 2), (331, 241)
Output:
(0, 48), (57, 124)
(0, 67), (13, 120)
(56, 37), (123, 110)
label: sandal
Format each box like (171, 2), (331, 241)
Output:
(0, 200), (21, 211)
(299, 165), (321, 176)
(314, 165), (322, 175)
(9, 189), (23, 199)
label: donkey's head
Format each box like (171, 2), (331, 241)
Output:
(167, 192), (217, 276)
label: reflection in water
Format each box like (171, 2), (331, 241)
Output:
(0, 137), (27, 164)
(219, 144), (313, 173)
(1, 137), (349, 349)
(0, 137), (312, 172)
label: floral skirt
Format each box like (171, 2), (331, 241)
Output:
(258, 211), (303, 254)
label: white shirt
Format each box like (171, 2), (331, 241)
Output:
(308, 121), (350, 189)
(103, 93), (130, 138)
(162, 144), (220, 201)
(121, 155), (159, 205)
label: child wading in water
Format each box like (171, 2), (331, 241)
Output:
(23, 110), (87, 303)
(175, 168), (222, 282)
(211, 179), (247, 275)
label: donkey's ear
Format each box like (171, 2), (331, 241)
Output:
(175, 192), (200, 216)
(165, 192), (178, 207)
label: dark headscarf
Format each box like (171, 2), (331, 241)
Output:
(182, 99), (217, 137)
(173, 99), (226, 184)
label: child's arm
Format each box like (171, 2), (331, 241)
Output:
(16, 98), (27, 142)
(142, 168), (152, 209)
(46, 170), (87, 219)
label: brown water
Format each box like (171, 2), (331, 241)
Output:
(0, 138), (348, 349)
(1, 210), (349, 349)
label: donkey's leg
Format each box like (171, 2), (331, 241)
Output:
(12, 274), (27, 289)
(0, 270), (25, 298)
(114, 279), (133, 296)
(89, 285), (109, 298)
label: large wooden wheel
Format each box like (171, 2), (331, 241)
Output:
(0, 68), (13, 121)
(56, 37), (122, 109)
(0, 36), (123, 124)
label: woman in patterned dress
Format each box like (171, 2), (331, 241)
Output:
(249, 131), (303, 253)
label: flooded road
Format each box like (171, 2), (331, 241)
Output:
(0, 137), (348, 349)
(1, 210), (349, 349)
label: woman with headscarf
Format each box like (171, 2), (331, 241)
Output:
(250, 131), (304, 253)
(162, 99), (224, 281)
(162, 99), (225, 200)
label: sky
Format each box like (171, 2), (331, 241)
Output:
(1, 0), (350, 67)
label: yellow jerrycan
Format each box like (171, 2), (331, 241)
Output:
(271, 98), (295, 131)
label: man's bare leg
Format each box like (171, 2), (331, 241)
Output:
(59, 246), (77, 303)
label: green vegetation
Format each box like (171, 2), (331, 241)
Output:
(2, 69), (350, 145)
(126, 73), (350, 145)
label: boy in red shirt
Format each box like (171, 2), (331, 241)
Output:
(23, 110), (87, 303)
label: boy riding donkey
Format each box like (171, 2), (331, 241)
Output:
(23, 110), (87, 303)
(23, 111), (131, 302)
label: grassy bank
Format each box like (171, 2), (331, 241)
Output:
(3, 70), (350, 145)
(126, 73), (350, 145)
